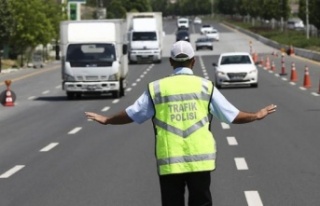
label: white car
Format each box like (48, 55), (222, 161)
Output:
(212, 52), (258, 88)
(200, 24), (214, 34)
(205, 29), (219, 41)
(194, 17), (202, 24)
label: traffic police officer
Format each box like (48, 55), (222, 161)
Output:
(85, 41), (277, 206)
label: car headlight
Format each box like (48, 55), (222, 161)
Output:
(217, 71), (225, 75)
(249, 69), (257, 74)
(64, 74), (76, 81)
(108, 73), (119, 81)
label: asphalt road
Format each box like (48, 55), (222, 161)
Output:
(0, 19), (320, 206)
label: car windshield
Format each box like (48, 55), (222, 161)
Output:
(177, 31), (189, 37)
(220, 55), (252, 65)
(179, 20), (187, 24)
(67, 43), (115, 62)
(197, 38), (211, 42)
(202, 25), (211, 28)
(132, 32), (157, 41)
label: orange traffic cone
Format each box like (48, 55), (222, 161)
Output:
(252, 52), (258, 64)
(271, 61), (276, 71)
(290, 62), (298, 82)
(280, 54), (287, 75)
(260, 56), (264, 66)
(4, 90), (14, 106)
(289, 45), (295, 56)
(303, 66), (311, 88)
(265, 57), (271, 70)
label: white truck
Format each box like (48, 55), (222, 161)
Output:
(60, 19), (128, 99)
(126, 12), (163, 64)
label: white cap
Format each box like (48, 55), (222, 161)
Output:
(170, 41), (195, 62)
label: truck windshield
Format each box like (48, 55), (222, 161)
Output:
(66, 43), (116, 66)
(132, 32), (157, 41)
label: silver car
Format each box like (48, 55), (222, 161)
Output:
(195, 37), (213, 51)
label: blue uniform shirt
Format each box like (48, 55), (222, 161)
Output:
(126, 67), (240, 124)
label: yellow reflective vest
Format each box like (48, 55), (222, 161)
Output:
(148, 74), (216, 175)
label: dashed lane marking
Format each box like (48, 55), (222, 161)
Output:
(227, 136), (238, 146)
(40, 142), (59, 152)
(234, 157), (249, 170)
(112, 99), (119, 104)
(0, 165), (25, 178)
(101, 106), (110, 112)
(221, 122), (231, 129)
(244, 191), (263, 206)
(68, 127), (82, 134)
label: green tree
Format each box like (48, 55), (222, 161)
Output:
(0, 0), (13, 50)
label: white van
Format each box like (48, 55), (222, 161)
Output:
(177, 18), (189, 29)
(287, 18), (305, 31)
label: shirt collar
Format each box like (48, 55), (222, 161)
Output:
(173, 67), (193, 75)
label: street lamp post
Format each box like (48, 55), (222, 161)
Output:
(306, 0), (309, 39)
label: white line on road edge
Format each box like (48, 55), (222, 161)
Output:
(227, 136), (238, 146)
(234, 157), (249, 170)
(244, 191), (263, 206)
(40, 142), (59, 152)
(0, 165), (25, 178)
(101, 106), (110, 112)
(42, 90), (50, 94)
(68, 127), (82, 134)
(221, 122), (231, 129)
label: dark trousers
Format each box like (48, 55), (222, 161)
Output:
(159, 171), (212, 206)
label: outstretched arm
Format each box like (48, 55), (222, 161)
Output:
(85, 110), (133, 125)
(232, 104), (277, 124)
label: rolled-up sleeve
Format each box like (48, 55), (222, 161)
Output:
(125, 91), (154, 124)
(210, 87), (240, 124)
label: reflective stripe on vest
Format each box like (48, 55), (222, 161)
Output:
(149, 75), (216, 175)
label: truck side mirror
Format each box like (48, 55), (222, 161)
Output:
(122, 44), (128, 55)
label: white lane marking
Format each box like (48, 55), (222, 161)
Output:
(281, 77), (288, 81)
(311, 92), (320, 96)
(112, 99), (119, 104)
(42, 90), (50, 94)
(289, 82), (296, 85)
(126, 87), (132, 92)
(299, 87), (307, 91)
(227, 136), (238, 146)
(136, 78), (141, 82)
(0, 165), (25, 178)
(245, 191), (263, 206)
(55, 85), (61, 89)
(132, 83), (137, 87)
(40, 142), (59, 152)
(102, 106), (110, 112)
(235, 157), (249, 170)
(28, 96), (37, 100)
(221, 122), (230, 129)
(68, 127), (82, 134)
(140, 74), (144, 78)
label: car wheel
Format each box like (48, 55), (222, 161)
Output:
(251, 83), (258, 88)
(210, 47), (213, 50)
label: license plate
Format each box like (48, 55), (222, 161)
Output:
(86, 85), (98, 91)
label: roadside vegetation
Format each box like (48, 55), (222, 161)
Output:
(223, 17), (320, 52)
(0, 0), (320, 70)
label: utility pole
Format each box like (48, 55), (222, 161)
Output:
(306, 0), (309, 39)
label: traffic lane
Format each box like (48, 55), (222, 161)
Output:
(201, 55), (320, 205)
(0, 120), (161, 206)
(210, 73), (319, 205)
(0, 62), (157, 179)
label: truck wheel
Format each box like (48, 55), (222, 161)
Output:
(112, 91), (120, 98)
(120, 79), (125, 97)
(66, 92), (75, 100)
